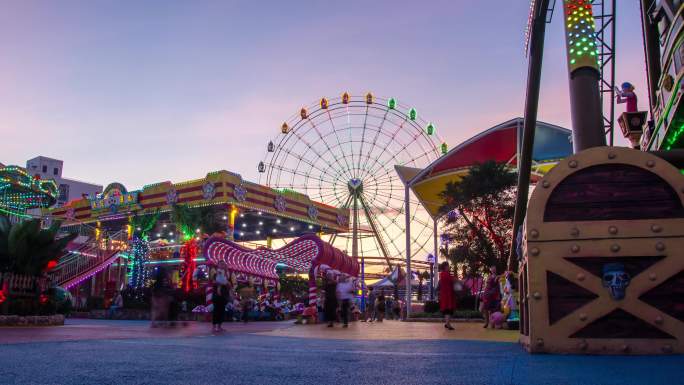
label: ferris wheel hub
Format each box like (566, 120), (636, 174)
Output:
(347, 178), (364, 195)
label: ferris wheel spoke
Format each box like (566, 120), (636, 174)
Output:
(289, 125), (343, 181)
(321, 110), (356, 181)
(360, 106), (411, 172)
(364, 130), (426, 178)
(267, 163), (336, 186)
(269, 153), (336, 189)
(306, 119), (354, 181)
(369, 190), (421, 208)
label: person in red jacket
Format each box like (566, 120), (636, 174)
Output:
(438, 261), (456, 330)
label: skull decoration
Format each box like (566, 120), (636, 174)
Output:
(602, 263), (630, 300)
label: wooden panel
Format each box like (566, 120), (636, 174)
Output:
(570, 308), (675, 339)
(544, 164), (684, 222)
(640, 270), (684, 322)
(547, 271), (598, 325)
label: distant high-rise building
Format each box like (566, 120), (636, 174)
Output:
(26, 156), (102, 206)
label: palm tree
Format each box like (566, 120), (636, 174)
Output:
(0, 215), (77, 276)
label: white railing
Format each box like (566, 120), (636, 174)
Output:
(50, 229), (128, 288)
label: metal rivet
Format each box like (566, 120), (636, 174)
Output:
(578, 340), (588, 350)
(662, 344), (673, 353)
(579, 313), (587, 321)
(570, 228), (580, 237)
(649, 273), (657, 281)
(571, 245), (580, 253)
(542, 180), (550, 188)
(655, 242), (665, 251)
(530, 229), (539, 238)
(651, 224), (662, 233)
(569, 160), (578, 168)
(655, 316), (664, 325)
(608, 226), (618, 235)
(533, 292), (542, 300)
(610, 244), (620, 252)
(530, 247), (540, 256)
(646, 160), (655, 168)
(607, 152), (616, 159)
(577, 273), (585, 281)
(536, 338), (544, 347)
(621, 344), (630, 352)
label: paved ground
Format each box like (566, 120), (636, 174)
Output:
(1, 319), (682, 385)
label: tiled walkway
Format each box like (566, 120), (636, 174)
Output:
(258, 320), (519, 342)
(1, 319), (682, 384)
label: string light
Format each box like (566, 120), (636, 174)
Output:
(563, 0), (600, 70)
(129, 237), (150, 289)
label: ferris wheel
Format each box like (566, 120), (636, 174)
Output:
(258, 92), (446, 274)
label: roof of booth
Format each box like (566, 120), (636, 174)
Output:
(400, 118), (573, 218)
(45, 170), (350, 236)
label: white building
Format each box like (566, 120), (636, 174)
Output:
(26, 156), (102, 206)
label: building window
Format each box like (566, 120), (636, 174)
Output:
(53, 167), (58, 175)
(42, 165), (47, 173)
(58, 184), (69, 203)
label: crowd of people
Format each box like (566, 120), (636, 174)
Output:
(104, 260), (517, 333)
(208, 277), (307, 331)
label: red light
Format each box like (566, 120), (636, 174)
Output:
(46, 260), (58, 270)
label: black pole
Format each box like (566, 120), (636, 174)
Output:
(640, 0), (661, 119)
(569, 67), (606, 151)
(508, 0), (551, 272)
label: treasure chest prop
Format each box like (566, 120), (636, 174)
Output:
(520, 147), (684, 354)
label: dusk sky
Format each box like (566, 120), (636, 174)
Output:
(2, 1), (646, 190)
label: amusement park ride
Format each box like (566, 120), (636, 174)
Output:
(513, 0), (684, 354)
(258, 93), (444, 280)
(2, 0), (683, 358)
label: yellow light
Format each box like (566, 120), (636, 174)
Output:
(229, 206), (239, 228)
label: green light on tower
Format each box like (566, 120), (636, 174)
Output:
(408, 108), (417, 121)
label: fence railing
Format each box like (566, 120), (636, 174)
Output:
(0, 272), (49, 295)
(50, 229), (128, 288)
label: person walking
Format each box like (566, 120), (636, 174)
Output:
(324, 274), (338, 327)
(375, 293), (386, 322)
(336, 276), (355, 328)
(365, 286), (377, 322)
(212, 283), (228, 332)
(239, 281), (256, 323)
(482, 265), (501, 329)
(438, 261), (456, 330)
